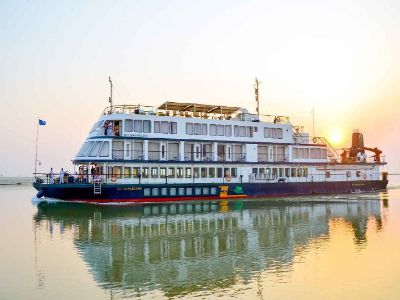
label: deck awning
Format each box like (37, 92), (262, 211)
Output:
(158, 101), (241, 115)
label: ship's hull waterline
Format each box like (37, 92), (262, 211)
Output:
(33, 180), (388, 204)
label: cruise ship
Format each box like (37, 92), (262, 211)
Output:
(33, 80), (388, 203)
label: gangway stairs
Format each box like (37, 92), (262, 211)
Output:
(93, 181), (102, 195)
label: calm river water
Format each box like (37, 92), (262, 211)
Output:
(1, 184), (400, 299)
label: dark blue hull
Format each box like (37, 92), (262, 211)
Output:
(33, 180), (388, 204)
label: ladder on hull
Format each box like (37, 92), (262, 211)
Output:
(93, 181), (102, 195)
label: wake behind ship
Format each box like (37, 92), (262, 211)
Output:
(33, 80), (388, 204)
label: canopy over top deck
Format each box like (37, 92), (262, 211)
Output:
(157, 101), (241, 115)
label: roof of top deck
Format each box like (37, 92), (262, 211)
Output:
(157, 101), (241, 115)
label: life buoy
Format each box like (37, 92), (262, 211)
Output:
(111, 176), (117, 182)
(363, 174), (367, 180)
(225, 176), (231, 182)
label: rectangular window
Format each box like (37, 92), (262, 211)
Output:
(151, 167), (158, 178)
(134, 120), (143, 132)
(264, 127), (272, 138)
(208, 167), (215, 178)
(217, 125), (224, 136)
(177, 167), (184, 178)
(239, 126), (246, 137)
(202, 187), (209, 195)
(161, 188), (168, 196)
(285, 168), (290, 177)
(291, 168), (297, 177)
(217, 168), (223, 178)
(170, 188), (177, 196)
(202, 124), (207, 135)
(143, 120), (151, 133)
(252, 168), (258, 174)
(186, 123), (194, 135)
(99, 141), (110, 157)
(193, 167), (199, 178)
(144, 188), (150, 196)
(142, 167), (149, 178)
(234, 125), (239, 137)
(160, 167), (167, 178)
(88, 141), (102, 157)
(201, 167), (207, 178)
(303, 168), (308, 177)
(211, 187), (217, 195)
(326, 171), (331, 178)
(246, 126), (253, 137)
(178, 188), (185, 195)
(185, 167), (192, 178)
(279, 168), (284, 177)
(125, 119), (133, 132)
(161, 121), (169, 134)
(195, 187), (202, 195)
(154, 121), (160, 133)
(170, 122), (177, 134)
(277, 128), (283, 139)
(231, 168), (237, 178)
(224, 168), (230, 177)
(186, 187), (192, 195)
(210, 124), (217, 136)
(297, 168), (303, 177)
(194, 123), (201, 135)
(152, 188), (159, 196)
(124, 167), (131, 178)
(168, 167), (175, 178)
(133, 167), (140, 177)
(225, 125), (232, 137)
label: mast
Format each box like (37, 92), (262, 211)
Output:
(109, 76), (113, 109)
(312, 106), (315, 138)
(34, 118), (39, 175)
(254, 78), (261, 116)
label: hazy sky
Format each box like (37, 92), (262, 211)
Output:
(0, 0), (399, 176)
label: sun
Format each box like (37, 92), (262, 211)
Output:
(328, 129), (344, 146)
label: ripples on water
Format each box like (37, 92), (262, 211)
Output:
(1, 186), (400, 299)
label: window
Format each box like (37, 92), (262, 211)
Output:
(291, 168), (297, 177)
(279, 168), (284, 177)
(154, 121), (160, 133)
(178, 188), (185, 195)
(239, 126), (246, 137)
(151, 167), (158, 178)
(203, 187), (209, 195)
(124, 167), (131, 178)
(208, 168), (215, 178)
(186, 188), (192, 195)
(152, 188), (159, 196)
(285, 168), (290, 177)
(195, 187), (202, 195)
(217, 125), (224, 136)
(297, 168), (303, 177)
(168, 167), (175, 178)
(144, 188), (150, 196)
(211, 187), (217, 195)
(224, 168), (230, 177)
(77, 141), (94, 157)
(170, 122), (177, 134)
(202, 124), (207, 135)
(231, 168), (237, 178)
(133, 167), (140, 177)
(88, 141), (102, 157)
(277, 128), (283, 139)
(185, 167), (192, 178)
(252, 168), (258, 174)
(201, 167), (207, 178)
(161, 188), (168, 196)
(303, 168), (308, 177)
(161, 121), (169, 134)
(246, 126), (253, 137)
(170, 188), (176, 196)
(210, 124), (217, 136)
(160, 167), (167, 178)
(194, 123), (201, 135)
(225, 125), (232, 137)
(143, 120), (151, 133)
(177, 167), (184, 178)
(326, 171), (331, 178)
(186, 123), (194, 135)
(142, 167), (149, 178)
(234, 125), (239, 137)
(125, 119), (133, 132)
(217, 168), (223, 178)
(134, 120), (142, 132)
(99, 141), (110, 157)
(193, 167), (199, 178)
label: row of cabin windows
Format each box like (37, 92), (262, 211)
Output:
(113, 166), (237, 179)
(143, 186), (218, 197)
(186, 123), (256, 138)
(293, 147), (327, 159)
(77, 141), (109, 157)
(252, 167), (308, 177)
(264, 127), (283, 139)
(124, 120), (177, 134)
(325, 171), (365, 178)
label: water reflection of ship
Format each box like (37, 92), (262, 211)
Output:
(34, 197), (383, 298)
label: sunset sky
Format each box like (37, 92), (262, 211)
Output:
(0, 0), (399, 176)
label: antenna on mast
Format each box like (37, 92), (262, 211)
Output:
(254, 78), (261, 116)
(108, 76), (113, 109)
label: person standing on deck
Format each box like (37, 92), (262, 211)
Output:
(60, 168), (65, 184)
(50, 168), (54, 184)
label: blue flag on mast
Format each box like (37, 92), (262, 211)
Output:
(39, 119), (46, 126)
